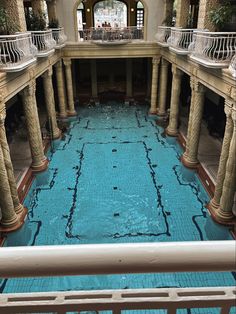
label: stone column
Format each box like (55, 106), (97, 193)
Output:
(42, 68), (61, 139)
(90, 59), (98, 99)
(182, 79), (205, 168)
(164, 0), (174, 23)
(166, 65), (183, 136)
(175, 0), (190, 27)
(47, 0), (57, 22)
(0, 142), (19, 229)
(197, 0), (220, 31)
(3, 0), (27, 32)
(55, 60), (68, 119)
(218, 110), (236, 222)
(21, 81), (48, 172)
(150, 57), (160, 114)
(64, 59), (77, 117)
(126, 59), (133, 99)
(209, 104), (233, 211)
(0, 108), (24, 216)
(157, 58), (169, 116)
(31, 0), (45, 15)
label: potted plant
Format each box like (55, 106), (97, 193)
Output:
(0, 6), (19, 35)
(209, 2), (236, 31)
(25, 11), (47, 31)
(48, 18), (60, 29)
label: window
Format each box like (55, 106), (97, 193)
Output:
(77, 2), (85, 31)
(93, 0), (127, 28)
(136, 1), (144, 29)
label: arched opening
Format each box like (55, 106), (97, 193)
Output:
(93, 0), (128, 28)
(136, 1), (144, 29)
(77, 2), (86, 37)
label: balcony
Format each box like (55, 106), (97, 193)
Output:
(229, 54), (236, 78)
(155, 26), (171, 47)
(168, 28), (195, 55)
(31, 30), (56, 57)
(51, 27), (67, 49)
(190, 31), (236, 68)
(80, 27), (144, 45)
(0, 33), (37, 72)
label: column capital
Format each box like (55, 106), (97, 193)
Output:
(224, 103), (232, 118)
(0, 107), (6, 126)
(20, 81), (36, 98)
(190, 77), (205, 93)
(152, 56), (161, 65)
(161, 58), (169, 67)
(172, 64), (183, 77)
(55, 60), (62, 69)
(42, 67), (53, 78)
(0, 90), (6, 105)
(63, 59), (72, 67)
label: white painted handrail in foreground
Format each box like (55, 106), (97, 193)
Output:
(0, 241), (235, 278)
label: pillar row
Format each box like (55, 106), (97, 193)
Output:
(21, 81), (48, 172)
(166, 65), (183, 136)
(42, 67), (61, 140)
(55, 60), (68, 119)
(157, 58), (169, 116)
(64, 59), (77, 117)
(182, 78), (205, 168)
(0, 108), (24, 216)
(149, 57), (160, 114)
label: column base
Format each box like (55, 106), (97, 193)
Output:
(0, 207), (28, 233)
(181, 154), (199, 169)
(31, 158), (49, 173)
(166, 128), (179, 137)
(52, 129), (62, 140)
(67, 110), (77, 117)
(156, 111), (166, 117)
(14, 203), (24, 215)
(59, 113), (68, 120)
(208, 198), (220, 212)
(148, 109), (157, 116)
(207, 203), (236, 225)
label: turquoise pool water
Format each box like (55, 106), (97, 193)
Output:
(1, 102), (235, 313)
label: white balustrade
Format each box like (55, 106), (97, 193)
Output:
(155, 26), (171, 47)
(31, 30), (56, 57)
(79, 26), (144, 44)
(51, 27), (67, 49)
(190, 31), (236, 68)
(168, 28), (195, 54)
(0, 241), (235, 313)
(0, 33), (37, 72)
(229, 54), (236, 78)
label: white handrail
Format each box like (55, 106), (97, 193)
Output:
(0, 241), (235, 278)
(51, 27), (67, 47)
(155, 26), (171, 45)
(31, 30), (56, 56)
(168, 28), (196, 53)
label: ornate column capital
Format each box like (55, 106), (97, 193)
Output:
(0, 107), (6, 126)
(161, 58), (169, 67)
(42, 67), (53, 79)
(152, 56), (160, 66)
(172, 64), (183, 77)
(55, 60), (62, 69)
(190, 77), (205, 94)
(63, 59), (72, 67)
(224, 103), (232, 118)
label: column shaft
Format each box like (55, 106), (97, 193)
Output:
(182, 79), (205, 168)
(210, 105), (233, 210)
(0, 108), (24, 215)
(42, 68), (61, 139)
(197, 0), (220, 31)
(0, 143), (19, 228)
(166, 65), (183, 136)
(21, 81), (48, 172)
(47, 0), (57, 22)
(218, 111), (236, 221)
(55, 60), (68, 118)
(150, 57), (160, 114)
(175, 0), (190, 27)
(64, 59), (77, 116)
(158, 58), (169, 116)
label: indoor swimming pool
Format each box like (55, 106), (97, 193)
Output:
(1, 102), (235, 313)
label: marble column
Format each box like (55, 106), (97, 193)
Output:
(31, 0), (45, 15)
(182, 79), (205, 168)
(63, 59), (77, 117)
(166, 65), (183, 136)
(209, 104), (233, 211)
(175, 0), (190, 27)
(126, 59), (133, 99)
(150, 57), (160, 114)
(218, 110), (236, 222)
(0, 141), (19, 229)
(42, 68), (61, 139)
(197, 0), (220, 31)
(90, 59), (98, 99)
(157, 58), (169, 116)
(0, 108), (24, 216)
(47, 0), (57, 22)
(4, 0), (27, 32)
(55, 60), (68, 119)
(21, 81), (48, 172)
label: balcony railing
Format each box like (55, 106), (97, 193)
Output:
(51, 27), (67, 49)
(190, 31), (236, 68)
(0, 33), (37, 72)
(31, 30), (56, 57)
(79, 27), (144, 45)
(168, 28), (195, 54)
(155, 26), (171, 47)
(229, 54), (236, 78)
(0, 241), (235, 313)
